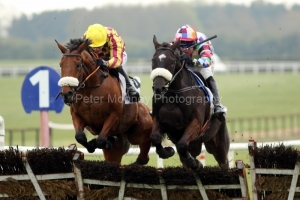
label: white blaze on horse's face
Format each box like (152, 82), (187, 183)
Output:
(58, 76), (79, 87)
(150, 53), (173, 82)
(158, 54), (166, 61)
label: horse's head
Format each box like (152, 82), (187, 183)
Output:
(150, 35), (182, 99)
(55, 38), (99, 105)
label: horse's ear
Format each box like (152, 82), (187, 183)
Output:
(78, 39), (88, 53)
(153, 35), (160, 49)
(55, 40), (67, 54)
(171, 39), (181, 50)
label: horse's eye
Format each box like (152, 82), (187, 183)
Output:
(77, 63), (82, 68)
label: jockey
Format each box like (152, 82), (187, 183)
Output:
(174, 24), (227, 114)
(83, 23), (139, 102)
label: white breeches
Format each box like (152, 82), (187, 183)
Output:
(122, 51), (127, 66)
(199, 66), (214, 79)
(190, 64), (214, 80)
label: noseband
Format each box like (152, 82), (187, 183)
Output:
(55, 52), (103, 101)
(63, 53), (90, 91)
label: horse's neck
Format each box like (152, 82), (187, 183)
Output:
(170, 67), (191, 88)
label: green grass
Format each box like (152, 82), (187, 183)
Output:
(1, 73), (300, 147)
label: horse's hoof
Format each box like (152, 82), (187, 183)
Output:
(183, 156), (203, 171)
(156, 146), (175, 159)
(96, 138), (107, 149)
(192, 159), (204, 171)
(86, 147), (95, 153)
(131, 157), (149, 165)
(86, 139), (96, 153)
(165, 147), (175, 156)
(75, 134), (87, 144)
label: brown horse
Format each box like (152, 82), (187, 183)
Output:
(150, 35), (230, 170)
(55, 38), (152, 165)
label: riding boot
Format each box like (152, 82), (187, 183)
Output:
(206, 76), (227, 114)
(118, 66), (140, 102)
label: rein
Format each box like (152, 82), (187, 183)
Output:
(156, 47), (183, 88)
(63, 53), (101, 91)
(155, 47), (201, 94)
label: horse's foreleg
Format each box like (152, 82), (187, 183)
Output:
(150, 117), (175, 159)
(75, 131), (98, 153)
(72, 112), (96, 153)
(177, 119), (203, 170)
(96, 112), (120, 150)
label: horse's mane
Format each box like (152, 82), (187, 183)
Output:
(65, 38), (92, 52)
(161, 42), (171, 47)
(64, 38), (120, 79)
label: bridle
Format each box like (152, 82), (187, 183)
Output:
(55, 51), (107, 100)
(62, 53), (93, 91)
(155, 47), (183, 86)
(153, 47), (202, 94)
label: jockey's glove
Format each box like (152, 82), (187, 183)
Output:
(96, 58), (108, 69)
(194, 58), (210, 68)
(180, 54), (194, 66)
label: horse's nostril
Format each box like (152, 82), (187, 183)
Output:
(155, 88), (161, 95)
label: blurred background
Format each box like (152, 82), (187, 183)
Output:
(0, 0), (300, 149)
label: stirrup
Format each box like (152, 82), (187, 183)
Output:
(214, 104), (227, 114)
(129, 93), (140, 102)
(127, 87), (140, 102)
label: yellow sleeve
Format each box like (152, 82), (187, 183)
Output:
(106, 28), (125, 68)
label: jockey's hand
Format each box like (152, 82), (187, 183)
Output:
(195, 58), (210, 68)
(180, 54), (194, 66)
(96, 58), (108, 69)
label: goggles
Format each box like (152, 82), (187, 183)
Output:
(179, 41), (196, 49)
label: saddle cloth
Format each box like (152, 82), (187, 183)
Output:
(118, 73), (141, 104)
(187, 69), (214, 111)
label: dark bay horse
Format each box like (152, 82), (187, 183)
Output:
(55, 38), (152, 165)
(150, 35), (230, 170)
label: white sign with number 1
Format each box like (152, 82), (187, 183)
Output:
(29, 69), (49, 108)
